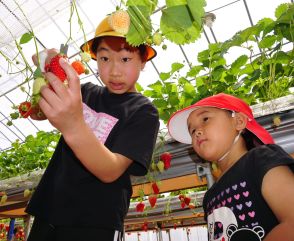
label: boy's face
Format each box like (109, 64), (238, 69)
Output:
(187, 107), (239, 162)
(95, 38), (146, 94)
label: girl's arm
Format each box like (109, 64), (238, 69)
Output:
(262, 165), (294, 240)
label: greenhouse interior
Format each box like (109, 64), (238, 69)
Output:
(0, 0), (293, 240)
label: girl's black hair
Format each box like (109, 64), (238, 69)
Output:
(91, 37), (148, 62)
(241, 129), (263, 150)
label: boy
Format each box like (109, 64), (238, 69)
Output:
(168, 93), (294, 241)
(26, 13), (159, 241)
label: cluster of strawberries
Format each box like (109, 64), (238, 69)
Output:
(17, 54), (87, 119)
(178, 194), (195, 209)
(135, 152), (173, 213)
(151, 151), (172, 173)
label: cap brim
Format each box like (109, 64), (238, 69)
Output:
(168, 106), (200, 144)
(80, 33), (157, 61)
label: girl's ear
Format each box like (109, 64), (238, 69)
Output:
(235, 112), (248, 131)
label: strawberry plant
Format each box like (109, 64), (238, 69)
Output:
(138, 3), (294, 123)
(0, 130), (60, 179)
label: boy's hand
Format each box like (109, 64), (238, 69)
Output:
(32, 48), (59, 69)
(38, 58), (84, 135)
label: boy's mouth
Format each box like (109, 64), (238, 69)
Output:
(109, 82), (124, 90)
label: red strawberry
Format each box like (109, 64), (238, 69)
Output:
(180, 201), (186, 208)
(151, 182), (160, 194)
(136, 202), (145, 212)
(142, 222), (148, 232)
(160, 152), (172, 169)
(47, 54), (67, 81)
(178, 194), (185, 202)
(148, 194), (157, 208)
(18, 101), (32, 118)
(71, 60), (85, 75)
(184, 196), (191, 206)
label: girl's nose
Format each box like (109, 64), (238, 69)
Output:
(195, 129), (203, 137)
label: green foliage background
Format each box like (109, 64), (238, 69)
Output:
(138, 3), (294, 123)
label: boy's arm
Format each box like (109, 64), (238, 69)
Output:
(39, 58), (133, 183)
(262, 165), (294, 240)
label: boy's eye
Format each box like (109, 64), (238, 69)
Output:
(122, 57), (131, 62)
(203, 117), (209, 122)
(100, 56), (109, 62)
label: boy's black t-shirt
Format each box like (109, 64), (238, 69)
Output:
(26, 83), (160, 231)
(203, 144), (294, 241)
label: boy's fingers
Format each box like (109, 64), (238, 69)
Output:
(59, 58), (81, 93)
(44, 72), (67, 99)
(31, 48), (59, 68)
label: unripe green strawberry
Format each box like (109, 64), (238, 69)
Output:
(153, 33), (163, 46)
(273, 115), (281, 127)
(80, 52), (91, 62)
(151, 162), (156, 171)
(33, 77), (47, 95)
(0, 194), (7, 204)
(157, 160), (164, 173)
(24, 189), (31, 198)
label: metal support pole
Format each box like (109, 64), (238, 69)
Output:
(196, 163), (215, 188)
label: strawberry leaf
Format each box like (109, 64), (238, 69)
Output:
(126, 5), (152, 46)
(160, 5), (201, 44)
(19, 32), (34, 45)
(33, 66), (43, 79)
(187, 0), (206, 29)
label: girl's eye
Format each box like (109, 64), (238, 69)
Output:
(203, 117), (209, 122)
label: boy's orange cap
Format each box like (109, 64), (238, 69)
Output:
(80, 16), (157, 61)
(168, 93), (275, 145)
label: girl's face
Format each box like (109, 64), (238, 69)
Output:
(187, 107), (239, 162)
(95, 38), (146, 94)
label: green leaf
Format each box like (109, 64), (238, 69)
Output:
(275, 3), (290, 19)
(187, 65), (203, 77)
(135, 82), (144, 92)
(159, 72), (171, 81)
(33, 66), (43, 79)
(126, 5), (152, 46)
(148, 80), (163, 92)
(166, 0), (187, 7)
(259, 35), (277, 49)
(153, 99), (168, 108)
(183, 82), (196, 96)
(126, 0), (155, 14)
(167, 95), (180, 105)
(160, 5), (201, 44)
(19, 32), (34, 44)
(171, 62), (184, 74)
(187, 0), (206, 29)
(230, 55), (248, 75)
